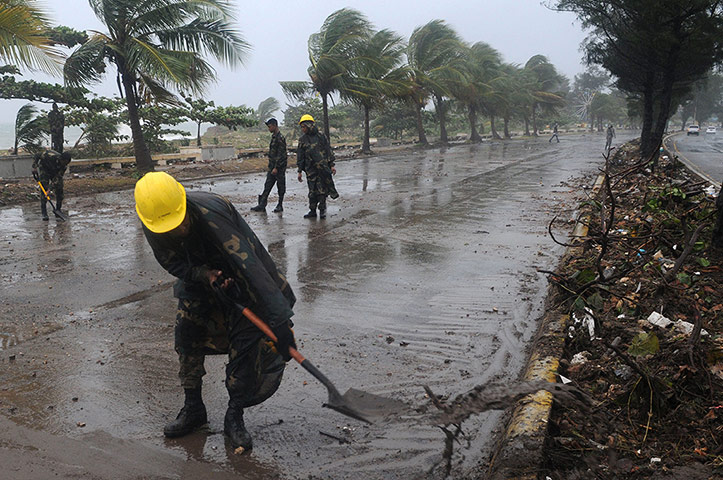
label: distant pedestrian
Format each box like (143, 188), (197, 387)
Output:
(296, 114), (338, 219)
(32, 149), (71, 221)
(549, 123), (559, 143)
(250, 118), (287, 213)
(605, 124), (616, 151)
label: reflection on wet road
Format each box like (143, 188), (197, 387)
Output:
(0, 133), (631, 478)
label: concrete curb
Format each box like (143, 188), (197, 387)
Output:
(488, 174), (606, 479)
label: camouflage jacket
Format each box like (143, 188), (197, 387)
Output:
(296, 126), (335, 174)
(143, 191), (296, 328)
(32, 150), (68, 178)
(268, 130), (287, 171)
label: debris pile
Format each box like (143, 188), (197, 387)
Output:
(543, 142), (723, 478)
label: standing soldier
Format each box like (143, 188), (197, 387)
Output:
(48, 102), (65, 153)
(251, 118), (287, 213)
(32, 149), (71, 221)
(605, 124), (616, 151)
(134, 172), (297, 453)
(296, 114), (338, 219)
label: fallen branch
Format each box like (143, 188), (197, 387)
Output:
(663, 223), (706, 282)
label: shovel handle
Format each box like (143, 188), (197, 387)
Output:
(238, 305), (306, 364)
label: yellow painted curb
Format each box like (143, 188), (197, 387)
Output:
(489, 173), (608, 479)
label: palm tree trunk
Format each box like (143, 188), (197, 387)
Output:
(322, 93), (331, 141)
(196, 121), (202, 146)
(468, 106), (481, 143)
(435, 94), (448, 144)
(503, 115), (511, 138)
(524, 115), (530, 136)
(120, 68), (153, 173)
(490, 115), (502, 140)
(532, 103), (539, 136)
(415, 102), (428, 145)
(362, 104), (371, 154)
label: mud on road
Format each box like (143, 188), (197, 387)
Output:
(0, 133), (629, 479)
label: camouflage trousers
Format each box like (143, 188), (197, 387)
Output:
(305, 168), (338, 211)
(39, 174), (64, 205)
(175, 296), (285, 408)
(261, 168), (286, 199)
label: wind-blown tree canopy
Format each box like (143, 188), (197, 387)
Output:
(453, 41), (502, 142)
(551, 0), (723, 157)
(0, 0), (62, 73)
(406, 19), (467, 145)
(256, 96), (280, 124)
(14, 103), (47, 154)
(281, 8), (371, 140)
(64, 0), (250, 172)
(182, 95), (254, 146)
(47, 26), (89, 48)
(523, 54), (567, 135)
(344, 28), (407, 153)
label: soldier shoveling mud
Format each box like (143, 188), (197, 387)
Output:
(134, 172), (297, 453)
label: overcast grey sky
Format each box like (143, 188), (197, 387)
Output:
(2, 0), (588, 123)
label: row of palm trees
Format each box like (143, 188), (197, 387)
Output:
(1, 0), (249, 173)
(282, 8), (568, 153)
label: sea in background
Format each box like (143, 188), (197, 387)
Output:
(0, 122), (198, 154)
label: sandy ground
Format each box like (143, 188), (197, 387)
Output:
(0, 132), (629, 479)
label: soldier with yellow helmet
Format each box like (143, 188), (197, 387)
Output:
(134, 172), (297, 452)
(296, 114), (338, 219)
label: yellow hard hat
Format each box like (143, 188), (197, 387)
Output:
(134, 172), (187, 233)
(299, 114), (314, 125)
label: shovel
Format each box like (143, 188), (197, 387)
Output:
(214, 285), (407, 424)
(33, 172), (66, 221)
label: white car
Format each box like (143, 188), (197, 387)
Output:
(687, 124), (700, 135)
(706, 126), (716, 134)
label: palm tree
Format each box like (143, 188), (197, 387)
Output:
(14, 103), (47, 154)
(256, 97), (280, 124)
(406, 20), (466, 145)
(281, 8), (371, 140)
(64, 0), (249, 173)
(453, 42), (502, 143)
(0, 0), (62, 73)
(344, 28), (407, 153)
(523, 55), (566, 136)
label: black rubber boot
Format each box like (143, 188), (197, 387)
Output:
(54, 198), (64, 218)
(250, 194), (267, 212)
(41, 201), (49, 221)
(303, 209), (316, 219)
(224, 405), (253, 451)
(318, 197), (327, 219)
(163, 388), (207, 438)
(272, 194), (284, 213)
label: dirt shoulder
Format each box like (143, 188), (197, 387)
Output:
(541, 141), (723, 479)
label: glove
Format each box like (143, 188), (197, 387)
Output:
(271, 322), (296, 362)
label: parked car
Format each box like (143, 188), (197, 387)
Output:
(687, 124), (700, 135)
(706, 126), (716, 134)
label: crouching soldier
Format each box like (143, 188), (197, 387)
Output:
(32, 149), (71, 221)
(134, 172), (297, 452)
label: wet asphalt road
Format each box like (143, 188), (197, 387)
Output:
(666, 130), (723, 185)
(0, 132), (631, 479)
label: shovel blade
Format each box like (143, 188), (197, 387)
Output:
(324, 388), (410, 424)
